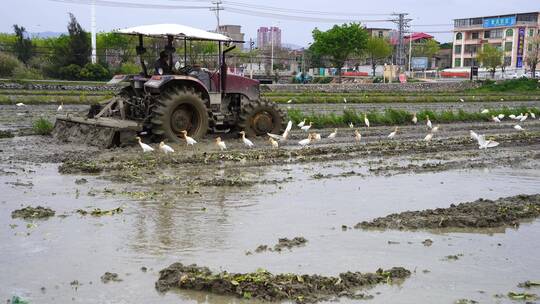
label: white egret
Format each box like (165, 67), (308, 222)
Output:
(424, 133), (433, 141)
(298, 134), (312, 147)
(16, 102), (26, 107)
(459, 98), (464, 102)
(515, 113), (524, 120)
(519, 113), (528, 122)
(327, 128), (338, 140)
(313, 133), (322, 141)
(159, 141), (175, 154)
(136, 136), (154, 153)
(287, 99), (293, 104)
(364, 114), (370, 128)
(470, 130), (479, 141)
(500, 98), (505, 101)
(354, 129), (362, 142)
(476, 135), (499, 149)
(239, 131), (255, 148)
(514, 125), (524, 131)
(215, 137), (227, 151)
(180, 130), (197, 146)
(269, 137), (279, 149)
(301, 122), (313, 132)
(530, 112), (536, 119)
(412, 113), (418, 124)
(498, 114), (505, 119)
(432, 125), (440, 133)
(268, 120), (293, 141)
(57, 102), (64, 112)
(297, 119), (306, 128)
(387, 126), (398, 139)
(509, 114), (516, 119)
(426, 115), (432, 129)
(348, 122), (354, 128)
(481, 109), (489, 114)
(343, 97), (347, 103)
(492, 115), (501, 123)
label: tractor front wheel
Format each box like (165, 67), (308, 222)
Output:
(238, 99), (285, 137)
(151, 89), (209, 142)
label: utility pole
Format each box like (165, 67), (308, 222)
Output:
(249, 38), (254, 79)
(270, 27), (274, 73)
(210, 0), (223, 33)
(91, 0), (97, 64)
(390, 13), (412, 72)
(408, 33), (412, 73)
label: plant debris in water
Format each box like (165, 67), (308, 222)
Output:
(0, 130), (14, 138)
(155, 263), (411, 303)
(11, 206), (55, 219)
(248, 237), (308, 254)
(76, 206), (123, 216)
(100, 272), (122, 283)
(518, 280), (540, 288)
(507, 291), (538, 300)
(356, 194), (540, 230)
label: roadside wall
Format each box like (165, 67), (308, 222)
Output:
(262, 82), (480, 93)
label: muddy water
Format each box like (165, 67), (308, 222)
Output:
(0, 104), (88, 131)
(1, 156), (540, 303)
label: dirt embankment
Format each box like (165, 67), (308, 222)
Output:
(155, 263), (410, 303)
(356, 194), (540, 231)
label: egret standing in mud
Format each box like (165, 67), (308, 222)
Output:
(180, 130), (197, 146)
(481, 109), (489, 114)
(269, 137), (279, 149)
(531, 112), (536, 119)
(470, 130), (479, 141)
(298, 134), (312, 147)
(514, 125), (525, 131)
(520, 113), (528, 122)
(327, 128), (338, 140)
(509, 114), (516, 119)
(387, 127), (398, 139)
(240, 131), (255, 148)
(57, 102), (64, 112)
(498, 114), (505, 120)
(159, 141), (175, 154)
(312, 133), (322, 142)
(412, 113), (418, 124)
(354, 129), (362, 143)
(476, 135), (499, 149)
(348, 122), (354, 129)
(432, 125), (440, 133)
(364, 114), (370, 128)
(301, 122), (313, 132)
(424, 133), (433, 141)
(297, 119), (306, 128)
(215, 137), (227, 151)
(426, 115), (432, 129)
(136, 136), (154, 153)
(16, 102), (26, 107)
(492, 115), (501, 123)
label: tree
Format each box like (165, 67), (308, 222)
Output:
(13, 25), (33, 64)
(309, 23), (368, 81)
(412, 39), (440, 59)
(66, 13), (91, 67)
(477, 44), (503, 78)
(365, 37), (392, 77)
(526, 35), (540, 78)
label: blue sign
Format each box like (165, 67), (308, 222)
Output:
(483, 16), (516, 28)
(411, 57), (428, 70)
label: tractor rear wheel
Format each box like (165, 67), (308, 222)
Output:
(151, 89), (209, 142)
(238, 99), (285, 137)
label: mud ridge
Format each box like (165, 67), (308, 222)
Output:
(11, 206), (55, 219)
(356, 194), (540, 230)
(155, 263), (410, 303)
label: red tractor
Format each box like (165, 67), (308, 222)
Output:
(54, 24), (285, 147)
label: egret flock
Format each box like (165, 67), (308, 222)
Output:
(134, 108), (536, 153)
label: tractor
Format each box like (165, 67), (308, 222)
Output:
(53, 24), (285, 147)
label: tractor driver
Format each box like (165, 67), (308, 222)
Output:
(154, 51), (172, 75)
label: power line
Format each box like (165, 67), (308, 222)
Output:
(49, 0), (211, 10)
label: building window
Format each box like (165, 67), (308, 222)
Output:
(471, 32), (479, 39)
(465, 44), (480, 54)
(456, 32), (463, 40)
(529, 29), (535, 37)
(505, 29), (513, 37)
(484, 30), (503, 39)
(454, 45), (462, 54)
(504, 56), (511, 66)
(504, 42), (512, 52)
(484, 31), (490, 39)
(378, 31), (383, 38)
(454, 58), (461, 67)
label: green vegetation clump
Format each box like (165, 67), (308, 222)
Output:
(287, 107), (539, 128)
(0, 52), (22, 77)
(474, 78), (540, 92)
(32, 117), (54, 135)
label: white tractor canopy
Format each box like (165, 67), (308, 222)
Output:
(116, 23), (233, 42)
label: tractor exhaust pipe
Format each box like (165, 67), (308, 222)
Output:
(220, 45), (236, 92)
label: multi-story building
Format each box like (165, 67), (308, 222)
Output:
(217, 25), (245, 49)
(257, 26), (281, 49)
(452, 12), (540, 69)
(366, 28), (392, 39)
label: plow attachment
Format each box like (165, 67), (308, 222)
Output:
(53, 115), (142, 148)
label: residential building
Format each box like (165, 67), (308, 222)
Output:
(452, 12), (540, 69)
(257, 26), (281, 49)
(217, 25), (245, 49)
(366, 28), (392, 39)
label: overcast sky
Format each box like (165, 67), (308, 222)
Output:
(1, 0), (538, 46)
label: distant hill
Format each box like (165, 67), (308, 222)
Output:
(30, 31), (65, 38)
